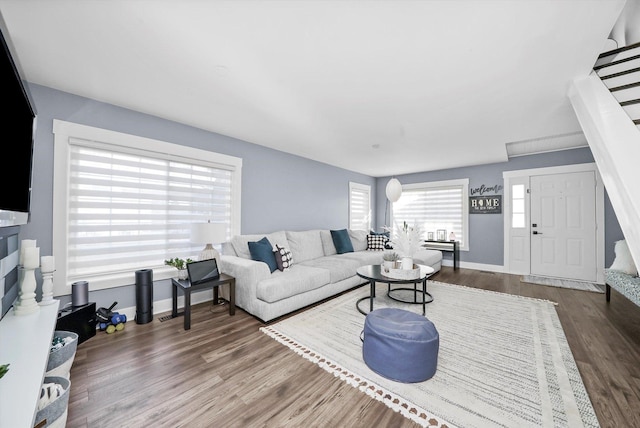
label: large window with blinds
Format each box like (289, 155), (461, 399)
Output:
(391, 178), (469, 250)
(52, 120), (242, 295)
(349, 182), (371, 231)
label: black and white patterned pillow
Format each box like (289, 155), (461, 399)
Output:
(367, 234), (387, 251)
(274, 244), (293, 271)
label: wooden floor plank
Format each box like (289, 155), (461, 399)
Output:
(64, 267), (640, 428)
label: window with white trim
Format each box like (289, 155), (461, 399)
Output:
(511, 184), (526, 228)
(349, 182), (371, 231)
(52, 120), (242, 295)
(391, 178), (469, 250)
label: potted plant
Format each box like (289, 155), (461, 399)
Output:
(382, 251), (399, 271)
(384, 221), (424, 269)
(164, 257), (194, 280)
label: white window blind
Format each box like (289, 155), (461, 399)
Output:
(349, 182), (371, 231)
(52, 120), (242, 295)
(391, 179), (469, 250)
(67, 143), (232, 280)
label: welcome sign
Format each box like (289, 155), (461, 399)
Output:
(469, 183), (502, 214)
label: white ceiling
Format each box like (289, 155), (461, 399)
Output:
(0, 0), (626, 177)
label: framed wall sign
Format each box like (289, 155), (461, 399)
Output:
(469, 195), (502, 214)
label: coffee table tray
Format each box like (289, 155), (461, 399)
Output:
(381, 265), (421, 280)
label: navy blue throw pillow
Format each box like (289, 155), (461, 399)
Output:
(331, 229), (354, 254)
(370, 230), (390, 238)
(248, 237), (278, 273)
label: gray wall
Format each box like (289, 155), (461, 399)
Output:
(375, 148), (624, 267)
(21, 84), (375, 310)
(19, 83), (624, 313)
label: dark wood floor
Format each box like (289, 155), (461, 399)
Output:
(65, 267), (640, 428)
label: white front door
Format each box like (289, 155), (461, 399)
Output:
(530, 171), (597, 281)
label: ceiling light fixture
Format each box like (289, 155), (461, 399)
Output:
(385, 178), (402, 202)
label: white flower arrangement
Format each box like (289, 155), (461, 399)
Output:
(384, 220), (424, 258)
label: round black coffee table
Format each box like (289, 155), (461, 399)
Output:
(356, 264), (435, 316)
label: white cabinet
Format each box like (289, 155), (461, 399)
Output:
(0, 303), (60, 428)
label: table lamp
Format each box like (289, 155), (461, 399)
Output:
(191, 221), (227, 263)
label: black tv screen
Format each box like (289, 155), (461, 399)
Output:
(0, 14), (35, 222)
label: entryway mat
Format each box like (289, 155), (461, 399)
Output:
(521, 275), (605, 293)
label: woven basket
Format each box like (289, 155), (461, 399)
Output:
(34, 376), (71, 428)
(46, 331), (78, 378)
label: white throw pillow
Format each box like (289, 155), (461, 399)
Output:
(609, 239), (638, 276)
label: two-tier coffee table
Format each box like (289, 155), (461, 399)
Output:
(356, 264), (435, 316)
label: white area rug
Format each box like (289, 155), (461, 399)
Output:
(521, 275), (605, 293)
(261, 281), (599, 428)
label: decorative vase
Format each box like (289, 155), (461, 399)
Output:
(178, 269), (188, 280)
(383, 260), (395, 272)
(401, 257), (413, 270)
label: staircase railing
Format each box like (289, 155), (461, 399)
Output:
(594, 41), (640, 125)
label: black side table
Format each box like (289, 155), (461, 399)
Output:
(171, 273), (235, 330)
(423, 240), (459, 270)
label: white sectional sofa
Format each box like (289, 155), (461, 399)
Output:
(220, 229), (443, 322)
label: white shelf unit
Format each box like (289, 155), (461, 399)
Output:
(0, 302), (60, 428)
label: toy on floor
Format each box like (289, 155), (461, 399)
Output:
(96, 302), (127, 334)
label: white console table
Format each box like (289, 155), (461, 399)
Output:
(0, 302), (60, 428)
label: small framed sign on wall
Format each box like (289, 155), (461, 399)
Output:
(469, 195), (502, 214)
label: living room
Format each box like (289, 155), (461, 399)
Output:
(1, 2), (639, 427)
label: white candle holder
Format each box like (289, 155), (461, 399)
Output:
(39, 269), (57, 306)
(14, 266), (40, 315)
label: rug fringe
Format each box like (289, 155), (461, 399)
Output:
(260, 326), (453, 428)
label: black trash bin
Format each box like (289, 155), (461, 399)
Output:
(135, 269), (153, 324)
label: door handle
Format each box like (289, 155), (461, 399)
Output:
(532, 231), (543, 235)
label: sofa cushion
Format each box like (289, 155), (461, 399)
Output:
(412, 249), (443, 267)
(331, 229), (354, 254)
(349, 229), (368, 251)
(256, 265), (330, 303)
(231, 231), (289, 260)
(338, 250), (387, 266)
(221, 241), (237, 256)
(367, 234), (387, 251)
(320, 230), (337, 256)
(248, 237), (278, 273)
(286, 230), (325, 263)
(274, 244), (293, 271)
(300, 256), (361, 283)
(370, 230), (392, 249)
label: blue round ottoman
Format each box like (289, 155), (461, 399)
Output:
(362, 307), (439, 383)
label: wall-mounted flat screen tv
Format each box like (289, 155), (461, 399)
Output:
(0, 12), (36, 227)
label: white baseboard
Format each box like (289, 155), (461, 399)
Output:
(441, 259), (504, 273)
